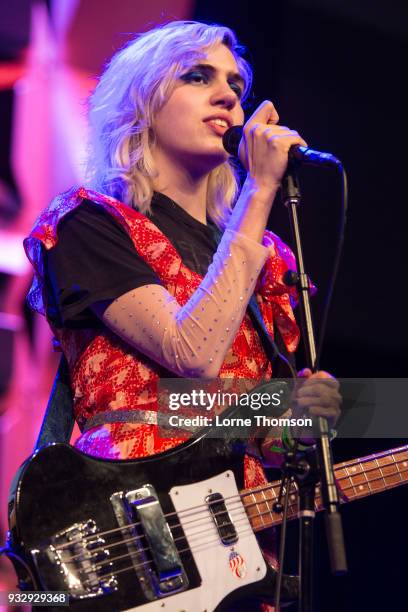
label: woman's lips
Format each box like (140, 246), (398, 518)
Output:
(204, 119), (229, 136)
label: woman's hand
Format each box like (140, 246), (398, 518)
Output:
(292, 368), (342, 431)
(259, 369), (341, 467)
(239, 100), (308, 200)
(228, 100), (308, 242)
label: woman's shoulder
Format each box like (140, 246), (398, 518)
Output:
(25, 186), (152, 250)
(52, 186), (144, 226)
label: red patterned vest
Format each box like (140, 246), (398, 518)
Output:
(25, 187), (300, 487)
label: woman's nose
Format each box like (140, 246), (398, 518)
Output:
(210, 83), (238, 110)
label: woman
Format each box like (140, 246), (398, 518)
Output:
(24, 20), (340, 609)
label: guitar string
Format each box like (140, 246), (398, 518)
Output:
(81, 524), (257, 586)
(81, 466), (408, 588)
(52, 478), (296, 553)
(76, 466), (408, 577)
(55, 461), (405, 559)
(69, 495), (277, 569)
(65, 497), (248, 562)
(57, 447), (408, 550)
(54, 456), (408, 558)
(331, 445), (408, 471)
(80, 513), (265, 575)
(63, 464), (408, 568)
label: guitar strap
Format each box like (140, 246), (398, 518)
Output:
(34, 354), (74, 450)
(247, 296), (296, 379)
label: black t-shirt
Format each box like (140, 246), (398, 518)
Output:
(44, 192), (220, 328)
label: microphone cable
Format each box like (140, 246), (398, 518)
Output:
(314, 163), (348, 371)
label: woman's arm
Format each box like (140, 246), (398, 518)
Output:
(94, 101), (308, 376)
(94, 227), (269, 377)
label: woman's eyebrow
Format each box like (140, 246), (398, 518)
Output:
(192, 63), (246, 89)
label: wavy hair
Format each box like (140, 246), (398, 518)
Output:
(86, 20), (252, 228)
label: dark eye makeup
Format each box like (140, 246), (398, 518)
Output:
(180, 65), (244, 99)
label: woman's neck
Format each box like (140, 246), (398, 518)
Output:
(152, 152), (210, 225)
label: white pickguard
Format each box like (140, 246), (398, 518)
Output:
(124, 470), (266, 612)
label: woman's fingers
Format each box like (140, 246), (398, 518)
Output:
(293, 371), (342, 427)
(245, 99), (279, 126)
(240, 102), (308, 190)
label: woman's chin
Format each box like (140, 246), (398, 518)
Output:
(191, 147), (230, 173)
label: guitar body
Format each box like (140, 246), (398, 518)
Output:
(8, 439), (298, 611)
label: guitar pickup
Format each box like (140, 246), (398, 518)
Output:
(131, 495), (181, 583)
(206, 492), (238, 545)
(110, 485), (189, 600)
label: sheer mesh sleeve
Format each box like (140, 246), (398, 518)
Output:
(98, 229), (269, 377)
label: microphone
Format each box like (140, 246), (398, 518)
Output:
(222, 125), (341, 167)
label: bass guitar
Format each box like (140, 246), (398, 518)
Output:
(6, 439), (408, 611)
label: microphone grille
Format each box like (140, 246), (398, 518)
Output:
(222, 126), (243, 157)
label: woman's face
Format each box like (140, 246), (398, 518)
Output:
(152, 43), (245, 176)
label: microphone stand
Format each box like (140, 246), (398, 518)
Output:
(280, 164), (347, 612)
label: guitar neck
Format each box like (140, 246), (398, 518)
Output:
(241, 444), (408, 533)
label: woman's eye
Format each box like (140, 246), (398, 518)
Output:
(181, 71), (208, 84)
(180, 70), (244, 99)
(229, 82), (243, 99)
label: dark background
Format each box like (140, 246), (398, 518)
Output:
(194, 1), (407, 610)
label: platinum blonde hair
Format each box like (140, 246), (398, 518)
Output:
(86, 20), (252, 228)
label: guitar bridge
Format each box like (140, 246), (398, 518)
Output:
(31, 519), (117, 599)
(110, 484), (189, 600)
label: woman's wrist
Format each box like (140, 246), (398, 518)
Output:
(229, 180), (280, 243)
(242, 175), (281, 205)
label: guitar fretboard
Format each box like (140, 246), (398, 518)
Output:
(241, 445), (408, 533)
